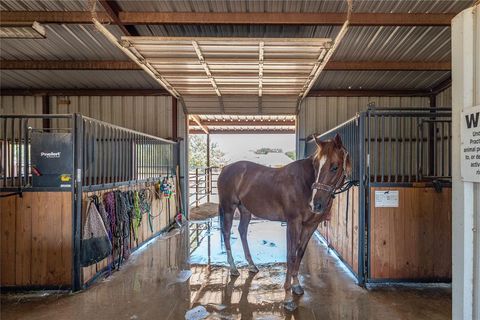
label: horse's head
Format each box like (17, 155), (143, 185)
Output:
(310, 133), (351, 214)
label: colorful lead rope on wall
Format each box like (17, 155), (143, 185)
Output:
(159, 176), (175, 198)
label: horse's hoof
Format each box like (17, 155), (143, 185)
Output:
(292, 284), (304, 296)
(248, 265), (259, 273)
(283, 299), (297, 312)
(230, 268), (240, 277)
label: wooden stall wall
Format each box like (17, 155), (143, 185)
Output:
(81, 184), (177, 285)
(0, 192), (72, 288)
(369, 186), (452, 281)
(317, 187), (359, 274)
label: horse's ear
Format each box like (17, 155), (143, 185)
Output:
(314, 136), (325, 148)
(333, 133), (343, 148)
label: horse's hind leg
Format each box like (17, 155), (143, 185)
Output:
(221, 203), (240, 277)
(238, 204), (258, 273)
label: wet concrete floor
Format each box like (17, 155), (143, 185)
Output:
(1, 219), (451, 320)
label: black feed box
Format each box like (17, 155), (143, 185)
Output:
(31, 132), (73, 188)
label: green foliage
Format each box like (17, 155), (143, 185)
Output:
(285, 151), (296, 160)
(253, 147), (283, 154)
(189, 135), (227, 169)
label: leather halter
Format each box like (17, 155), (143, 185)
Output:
(311, 148), (349, 199)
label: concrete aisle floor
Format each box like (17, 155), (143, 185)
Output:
(1, 220), (451, 320)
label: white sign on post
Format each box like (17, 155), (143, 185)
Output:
(461, 104), (480, 183)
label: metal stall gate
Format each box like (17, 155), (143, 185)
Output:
(305, 107), (452, 284)
(1, 114), (178, 291)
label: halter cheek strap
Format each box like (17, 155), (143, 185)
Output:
(311, 148), (349, 198)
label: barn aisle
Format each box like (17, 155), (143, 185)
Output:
(1, 220), (451, 320)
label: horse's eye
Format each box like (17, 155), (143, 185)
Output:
(331, 165), (338, 172)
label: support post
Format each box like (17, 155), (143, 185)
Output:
(195, 168), (199, 208)
(452, 5), (480, 319)
(206, 133), (211, 203)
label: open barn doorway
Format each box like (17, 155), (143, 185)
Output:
(186, 114), (296, 267)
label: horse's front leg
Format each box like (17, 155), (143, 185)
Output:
(284, 220), (301, 311)
(291, 222), (320, 296)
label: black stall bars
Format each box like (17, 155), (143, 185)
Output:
(0, 113), (178, 291)
(305, 107), (452, 285)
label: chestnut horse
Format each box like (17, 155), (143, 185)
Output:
(217, 133), (351, 311)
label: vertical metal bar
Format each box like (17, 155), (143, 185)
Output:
(448, 122), (452, 177)
(72, 114), (82, 291)
(82, 120), (88, 186)
(10, 118), (14, 187)
(100, 124), (105, 186)
(441, 121), (445, 178)
(381, 115), (385, 183)
(372, 114), (377, 183)
(395, 117), (403, 182)
(416, 117), (421, 182)
(358, 113), (366, 285)
(431, 122), (438, 177)
(195, 168), (199, 208)
(23, 118), (29, 186)
(2, 118), (7, 187)
(388, 116), (392, 183)
(93, 122), (98, 186)
(115, 128), (120, 184)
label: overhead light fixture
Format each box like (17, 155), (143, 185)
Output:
(0, 21), (46, 39)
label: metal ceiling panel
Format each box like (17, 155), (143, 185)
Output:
(115, 0), (470, 13)
(333, 26), (451, 62)
(0, 0), (92, 11)
(0, 69), (162, 89)
(313, 70), (451, 90)
(0, 24), (126, 60)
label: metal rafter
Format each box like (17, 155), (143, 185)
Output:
(92, 18), (180, 98)
(0, 60), (452, 71)
(191, 40), (221, 97)
(190, 115), (209, 134)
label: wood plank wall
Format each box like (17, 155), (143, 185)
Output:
(0, 192), (72, 287)
(81, 183), (177, 285)
(317, 187), (359, 274)
(370, 187), (452, 280)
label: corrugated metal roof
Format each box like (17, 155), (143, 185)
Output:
(0, 0), (93, 11)
(136, 24), (339, 38)
(333, 26), (451, 61)
(0, 69), (162, 89)
(116, 0), (471, 14)
(313, 70), (451, 90)
(0, 24), (126, 60)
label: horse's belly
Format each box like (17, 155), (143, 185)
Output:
(239, 193), (286, 222)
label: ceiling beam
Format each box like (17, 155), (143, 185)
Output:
(98, 0), (139, 36)
(0, 60), (451, 71)
(190, 115), (209, 134)
(188, 120), (296, 126)
(0, 11), (455, 26)
(189, 129), (295, 135)
(0, 88), (434, 97)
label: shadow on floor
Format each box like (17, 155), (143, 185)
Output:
(1, 219), (451, 320)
